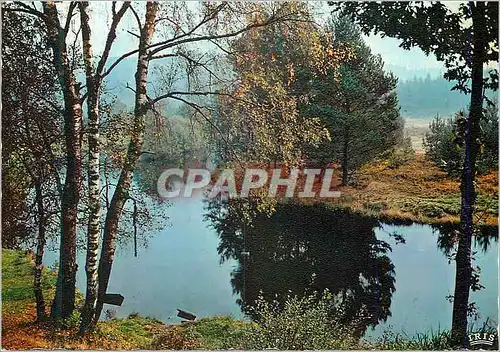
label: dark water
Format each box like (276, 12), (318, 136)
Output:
(44, 194), (498, 337)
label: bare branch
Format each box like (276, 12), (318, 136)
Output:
(125, 82), (136, 94)
(208, 38), (237, 56)
(152, 3), (228, 49)
(102, 5), (303, 83)
(64, 2), (78, 35)
(127, 30), (141, 39)
(149, 53), (177, 60)
(96, 2), (131, 77)
(149, 17), (275, 56)
(129, 4), (142, 29)
(168, 95), (233, 155)
(151, 90), (222, 105)
(102, 50), (139, 79)
(80, 92), (88, 105)
(100, 3), (225, 78)
(149, 51), (223, 82)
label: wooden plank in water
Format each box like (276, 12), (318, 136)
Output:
(102, 293), (125, 306)
(177, 309), (196, 321)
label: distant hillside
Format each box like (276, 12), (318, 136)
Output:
(385, 64), (444, 82)
(386, 65), (495, 119)
(396, 75), (470, 119)
(102, 58), (492, 121)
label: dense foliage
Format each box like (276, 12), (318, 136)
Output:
(2, 10), (63, 249)
(216, 4), (350, 167)
(423, 102), (498, 177)
(308, 16), (403, 184)
(245, 290), (358, 349)
(215, 12), (402, 186)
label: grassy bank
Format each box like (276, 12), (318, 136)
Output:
(2, 249), (470, 350)
(1, 248), (255, 349)
(2, 157), (497, 349)
(1, 249), (263, 349)
(306, 155), (498, 226)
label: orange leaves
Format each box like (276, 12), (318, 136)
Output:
(318, 155), (498, 225)
(2, 304), (55, 350)
(477, 170), (499, 196)
(286, 63), (295, 86)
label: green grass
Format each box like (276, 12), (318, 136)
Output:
(2, 249), (488, 350)
(96, 314), (166, 349)
(180, 316), (257, 349)
(362, 328), (454, 350)
(398, 195), (461, 218)
(2, 249), (57, 317)
(2, 249), (36, 302)
(396, 194), (498, 221)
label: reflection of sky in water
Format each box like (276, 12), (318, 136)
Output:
(44, 193), (242, 324)
(367, 224), (497, 339)
(44, 196), (497, 333)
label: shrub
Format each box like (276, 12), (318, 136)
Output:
(423, 114), (463, 176)
(365, 327), (454, 350)
(387, 134), (415, 169)
(423, 102), (498, 177)
(60, 311), (81, 330)
(244, 290), (358, 349)
(150, 325), (201, 350)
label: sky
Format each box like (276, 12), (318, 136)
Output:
(313, 1), (459, 77)
(66, 1), (467, 81)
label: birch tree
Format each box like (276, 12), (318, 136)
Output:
(94, 2), (317, 324)
(331, 1), (498, 346)
(77, 1), (130, 334)
(16, 2), (85, 320)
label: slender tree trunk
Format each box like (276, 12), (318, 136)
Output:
(34, 181), (46, 322)
(77, 1), (130, 333)
(93, 2), (159, 324)
(42, 2), (82, 320)
(341, 127), (350, 186)
(451, 2), (486, 347)
(19, 84), (50, 322)
(78, 1), (100, 335)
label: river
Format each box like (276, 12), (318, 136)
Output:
(44, 193), (498, 338)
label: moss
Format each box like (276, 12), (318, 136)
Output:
(95, 314), (166, 348)
(186, 316), (256, 349)
(2, 250), (36, 302)
(305, 156), (498, 226)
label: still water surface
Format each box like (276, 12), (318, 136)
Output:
(44, 194), (497, 337)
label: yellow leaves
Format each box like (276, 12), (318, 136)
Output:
(223, 5), (361, 167)
(287, 63), (295, 86)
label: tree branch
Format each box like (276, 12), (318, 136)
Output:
(8, 2), (55, 27)
(64, 2), (78, 35)
(129, 4), (142, 29)
(96, 2), (131, 77)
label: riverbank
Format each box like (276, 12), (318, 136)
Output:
(307, 155), (498, 226)
(2, 249), (463, 350)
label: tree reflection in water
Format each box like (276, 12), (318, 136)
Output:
(205, 199), (396, 336)
(435, 223), (498, 256)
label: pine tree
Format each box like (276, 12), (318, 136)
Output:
(307, 16), (403, 185)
